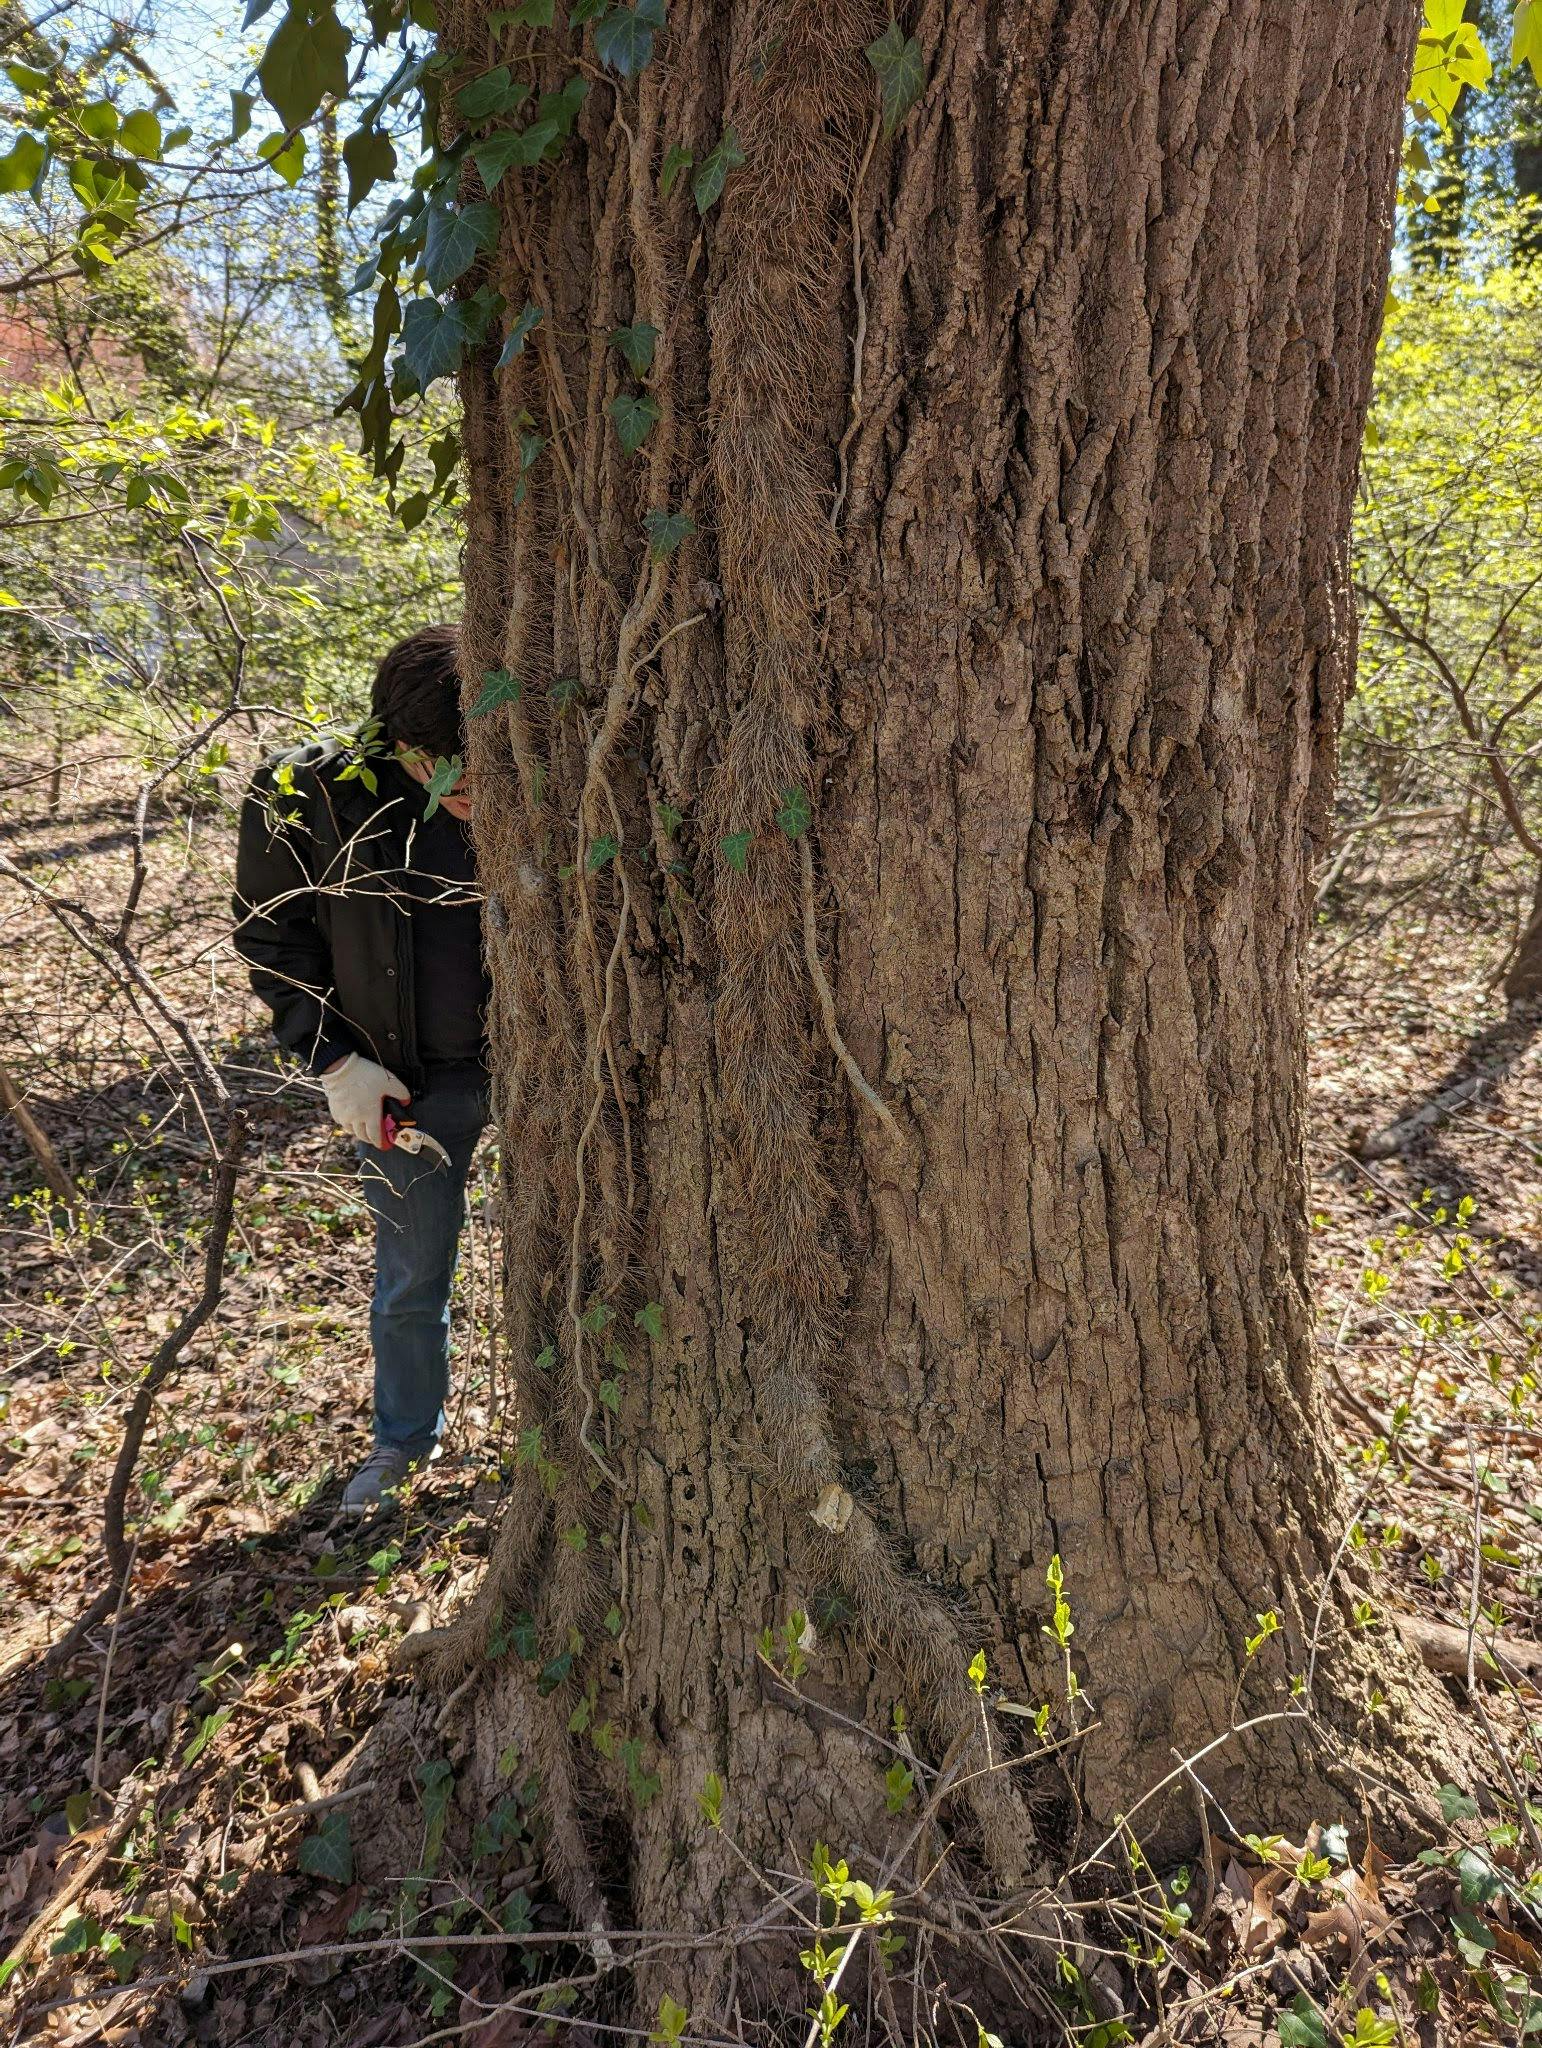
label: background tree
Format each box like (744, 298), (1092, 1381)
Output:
(1356, 247), (1542, 1005)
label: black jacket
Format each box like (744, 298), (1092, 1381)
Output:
(233, 739), (434, 1084)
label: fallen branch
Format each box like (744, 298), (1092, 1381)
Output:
(50, 1110), (247, 1662)
(1395, 1612), (1542, 1689)
(0, 1054), (79, 1213)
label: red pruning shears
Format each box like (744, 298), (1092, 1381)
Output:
(382, 1103), (452, 1168)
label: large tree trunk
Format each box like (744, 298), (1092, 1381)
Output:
(432, 0), (1451, 2016)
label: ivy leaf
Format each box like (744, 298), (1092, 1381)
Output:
(720, 831), (752, 873)
(865, 19), (925, 137)
(297, 1812), (354, 1885)
(570, 0), (608, 16)
(1456, 1848), (1504, 1907)
(586, 834), (619, 871)
(229, 89), (255, 139)
(491, 0), (555, 25)
(400, 296), (476, 392)
(598, 1377), (621, 1413)
(609, 320), (658, 375)
(536, 72), (590, 138)
(660, 142), (693, 197)
(692, 124), (744, 214)
(422, 753), (464, 820)
(423, 200), (498, 293)
(1436, 1783), (1478, 1823)
(642, 507), (693, 559)
(456, 65), (530, 121)
(119, 110), (162, 158)
(775, 785), (811, 839)
(343, 123), (396, 212)
(258, 1), (352, 133)
(497, 301), (544, 367)
(471, 116), (560, 191)
(1276, 1997), (1328, 2048)
(594, 0), (665, 78)
(609, 391), (660, 455)
(258, 130), (307, 186)
(634, 1301), (664, 1341)
(537, 1650), (574, 1695)
(469, 668), (522, 717)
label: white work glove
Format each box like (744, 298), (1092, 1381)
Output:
(320, 1052), (410, 1148)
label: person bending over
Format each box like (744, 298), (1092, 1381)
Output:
(233, 623), (488, 1514)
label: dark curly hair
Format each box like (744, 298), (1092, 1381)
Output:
(370, 623), (463, 758)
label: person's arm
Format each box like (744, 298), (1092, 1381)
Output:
(231, 761), (356, 1074)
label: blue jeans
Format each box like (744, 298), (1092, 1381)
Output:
(357, 1063), (489, 1460)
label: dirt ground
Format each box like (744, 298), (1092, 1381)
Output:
(1, 763), (1539, 2045)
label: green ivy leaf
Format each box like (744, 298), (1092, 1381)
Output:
(537, 1650), (574, 1695)
(642, 507), (693, 559)
(594, 0), (665, 78)
(423, 200), (498, 293)
(720, 831), (752, 873)
(570, 0), (608, 17)
(865, 19), (925, 137)
(1456, 1847), (1504, 1906)
(497, 300), (544, 366)
(297, 1811), (354, 1885)
(1437, 1783), (1479, 1822)
(343, 123), (396, 212)
(456, 66), (530, 122)
(469, 668), (522, 717)
(400, 296), (477, 392)
(609, 320), (658, 375)
(536, 72), (590, 138)
(587, 834), (619, 871)
(1276, 1996), (1328, 2048)
(660, 141), (692, 197)
(634, 1301), (664, 1341)
(609, 391), (660, 455)
(229, 89), (255, 138)
(470, 116), (560, 191)
(775, 786), (811, 839)
(492, 0), (555, 26)
(692, 125), (744, 214)
(598, 1377), (621, 1413)
(258, 1), (352, 133)
(50, 1915), (103, 1958)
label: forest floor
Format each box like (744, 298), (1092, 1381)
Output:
(0, 770), (1539, 2047)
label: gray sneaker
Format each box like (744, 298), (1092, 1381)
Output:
(341, 1445), (412, 1515)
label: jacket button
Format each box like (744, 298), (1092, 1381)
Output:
(387, 1030), (398, 1041)
(386, 967), (397, 977)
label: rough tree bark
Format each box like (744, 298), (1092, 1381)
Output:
(421, 0), (1455, 2013)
